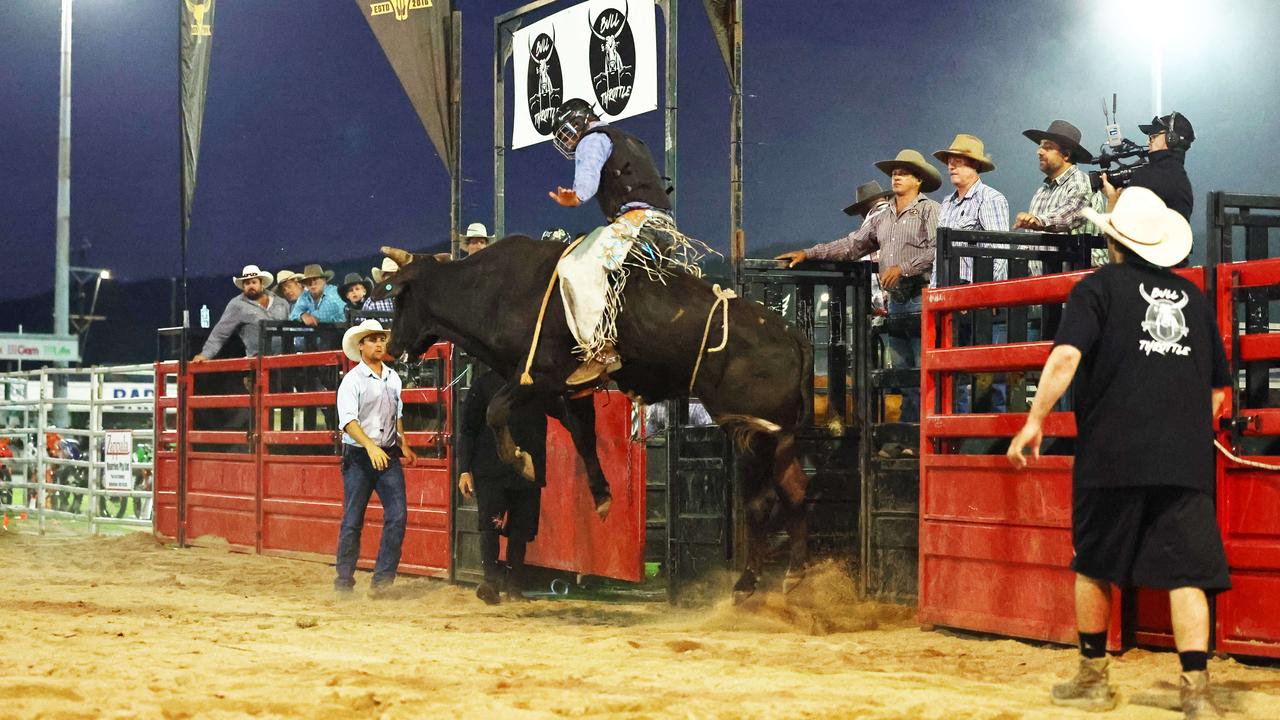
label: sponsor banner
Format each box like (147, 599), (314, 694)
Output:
(104, 431), (133, 491)
(180, 0), (217, 233)
(512, 0), (657, 149)
(0, 334), (80, 363)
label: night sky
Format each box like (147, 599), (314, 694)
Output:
(3, 0), (1279, 303)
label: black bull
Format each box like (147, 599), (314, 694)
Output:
(376, 237), (816, 600)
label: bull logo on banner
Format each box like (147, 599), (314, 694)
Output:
(526, 29), (564, 135)
(588, 1), (635, 115)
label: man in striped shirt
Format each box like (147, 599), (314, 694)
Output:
(777, 149), (941, 423)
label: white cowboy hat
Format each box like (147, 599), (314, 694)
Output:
(1082, 187), (1192, 268)
(342, 319), (391, 363)
(464, 222), (492, 240)
(273, 269), (302, 296)
(371, 257), (399, 284)
(233, 264), (274, 289)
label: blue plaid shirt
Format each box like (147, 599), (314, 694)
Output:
(938, 179), (1011, 281)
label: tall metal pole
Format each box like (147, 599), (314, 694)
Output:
(176, 4), (190, 548)
(53, 0), (73, 426)
(729, 0), (743, 289)
(493, 17), (512, 239)
(450, 10), (463, 257)
(661, 0), (678, 217)
(1151, 40), (1163, 118)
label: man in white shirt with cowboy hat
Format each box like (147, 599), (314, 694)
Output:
(462, 222), (492, 257)
(334, 319), (417, 595)
(1007, 187), (1230, 718)
(194, 264), (289, 361)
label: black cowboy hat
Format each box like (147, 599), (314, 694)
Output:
(843, 180), (894, 216)
(1022, 119), (1094, 164)
(338, 272), (371, 297)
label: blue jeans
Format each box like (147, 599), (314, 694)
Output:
(335, 446), (407, 588)
(886, 295), (922, 423)
(957, 321), (1008, 414)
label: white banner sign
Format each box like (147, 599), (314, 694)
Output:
(0, 334), (80, 363)
(103, 430), (133, 491)
(511, 0), (657, 149)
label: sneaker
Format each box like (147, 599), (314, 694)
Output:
(1051, 656), (1118, 712)
(476, 581), (501, 606)
(1180, 670), (1220, 719)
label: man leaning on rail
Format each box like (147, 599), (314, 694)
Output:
(1007, 187), (1230, 719)
(193, 265), (289, 362)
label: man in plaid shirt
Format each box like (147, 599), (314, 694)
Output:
(1015, 120), (1107, 267)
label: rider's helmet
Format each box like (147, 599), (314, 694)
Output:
(552, 98), (598, 160)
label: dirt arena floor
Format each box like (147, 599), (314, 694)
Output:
(2, 531), (1277, 719)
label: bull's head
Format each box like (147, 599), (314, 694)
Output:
(373, 245), (450, 360)
(588, 0), (628, 40)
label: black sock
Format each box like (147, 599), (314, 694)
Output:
(1079, 631), (1107, 659)
(1179, 651), (1208, 673)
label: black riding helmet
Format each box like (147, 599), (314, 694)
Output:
(552, 98), (598, 159)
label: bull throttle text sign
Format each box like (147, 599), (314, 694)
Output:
(511, 0), (657, 149)
(104, 431), (133, 491)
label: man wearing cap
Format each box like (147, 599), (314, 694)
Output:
(289, 264), (345, 326)
(334, 320), (417, 595)
(1015, 120), (1105, 237)
(844, 180), (895, 310)
(776, 149), (941, 423)
(1103, 112), (1195, 221)
(461, 222), (492, 257)
(338, 273), (372, 314)
(274, 270), (304, 313)
(361, 258), (399, 316)
(1007, 187), (1230, 717)
(193, 265), (289, 362)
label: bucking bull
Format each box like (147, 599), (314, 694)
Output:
(375, 237), (815, 601)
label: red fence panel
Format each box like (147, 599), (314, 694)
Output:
(526, 391), (647, 582)
(153, 361), (179, 541)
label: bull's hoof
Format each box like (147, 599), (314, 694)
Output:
(782, 568), (806, 594)
(732, 589), (755, 605)
(594, 497), (612, 521)
(731, 570), (758, 605)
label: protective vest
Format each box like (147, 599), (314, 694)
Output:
(581, 126), (671, 220)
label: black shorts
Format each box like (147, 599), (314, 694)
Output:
(474, 476), (542, 543)
(1072, 486), (1230, 593)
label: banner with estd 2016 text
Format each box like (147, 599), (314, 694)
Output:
(511, 0), (657, 150)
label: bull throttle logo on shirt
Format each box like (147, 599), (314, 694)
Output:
(526, 30), (564, 135)
(588, 2), (636, 115)
(1138, 284), (1191, 356)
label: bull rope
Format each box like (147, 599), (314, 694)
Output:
(1214, 439), (1280, 471)
(521, 237), (586, 386)
(688, 284), (737, 394)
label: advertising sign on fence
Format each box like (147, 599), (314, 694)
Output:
(511, 0), (658, 149)
(104, 431), (133, 491)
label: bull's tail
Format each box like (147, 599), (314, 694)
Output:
(797, 330), (815, 429)
(715, 413), (782, 453)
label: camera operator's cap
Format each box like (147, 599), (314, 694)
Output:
(233, 264), (274, 290)
(371, 257), (399, 284)
(1022, 120), (1094, 164)
(1082, 187), (1192, 267)
(933, 134), (996, 173)
(464, 222), (492, 241)
(338, 272), (372, 297)
(1139, 113), (1195, 146)
(342, 319), (391, 363)
(843, 180), (894, 216)
(874, 149), (942, 193)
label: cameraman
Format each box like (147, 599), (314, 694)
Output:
(1102, 112), (1194, 219)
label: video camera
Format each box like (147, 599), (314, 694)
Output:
(1084, 94), (1149, 193)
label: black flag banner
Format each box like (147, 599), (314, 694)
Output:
(180, 0), (216, 232)
(357, 0), (456, 172)
(702, 0), (735, 79)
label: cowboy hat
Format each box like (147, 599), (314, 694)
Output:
(300, 263), (335, 282)
(874, 149), (942, 193)
(338, 272), (372, 297)
(1081, 187), (1191, 267)
(1022, 119), (1094, 164)
(843, 180), (894, 216)
(233, 264), (274, 290)
(342, 319), (391, 363)
(933, 133), (996, 173)
(371, 257), (400, 284)
(273, 269), (302, 296)
(464, 222), (492, 240)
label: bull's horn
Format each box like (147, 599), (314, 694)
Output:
(381, 246), (413, 265)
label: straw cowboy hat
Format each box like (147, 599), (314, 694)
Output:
(1082, 187), (1191, 267)
(371, 257), (399, 284)
(1022, 119), (1094, 164)
(338, 272), (372, 297)
(273, 269), (302, 296)
(464, 222), (492, 240)
(874, 149), (942, 193)
(233, 264), (274, 289)
(843, 180), (893, 216)
(933, 133), (996, 173)
(300, 263), (335, 282)
(342, 319), (391, 363)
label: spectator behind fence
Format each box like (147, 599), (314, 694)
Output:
(1007, 188), (1227, 717)
(361, 258), (398, 316)
(290, 264), (345, 326)
(1014, 120), (1107, 268)
(274, 269), (304, 314)
(339, 273), (371, 313)
(193, 265), (289, 361)
(462, 222), (492, 257)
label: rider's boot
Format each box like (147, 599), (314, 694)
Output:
(565, 343), (622, 387)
